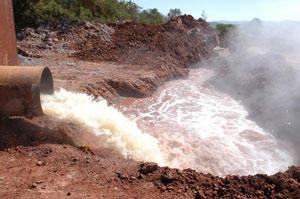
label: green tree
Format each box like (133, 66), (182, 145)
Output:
(12, 0), (167, 30)
(215, 23), (235, 36)
(118, 0), (141, 21)
(97, 0), (120, 23)
(139, 8), (166, 24)
(167, 8), (182, 19)
(33, 0), (75, 24)
(13, 0), (76, 31)
(13, 0), (37, 31)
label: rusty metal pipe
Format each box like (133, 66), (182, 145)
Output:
(0, 0), (55, 119)
(0, 66), (54, 118)
(0, 0), (18, 66)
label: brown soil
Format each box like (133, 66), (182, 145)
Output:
(1, 16), (299, 198)
(1, 142), (299, 198)
(1, 115), (300, 199)
(72, 16), (215, 67)
(18, 15), (218, 102)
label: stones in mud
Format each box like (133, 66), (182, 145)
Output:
(30, 181), (43, 189)
(30, 183), (38, 189)
(36, 161), (43, 166)
(289, 166), (300, 183)
(195, 190), (206, 199)
(139, 163), (158, 175)
(17, 20), (114, 57)
(160, 168), (178, 184)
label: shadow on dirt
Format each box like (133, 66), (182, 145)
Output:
(0, 117), (76, 150)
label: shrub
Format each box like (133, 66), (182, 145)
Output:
(12, 0), (172, 31)
(215, 23), (235, 36)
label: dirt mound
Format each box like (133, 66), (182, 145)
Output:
(136, 163), (300, 199)
(0, 142), (299, 198)
(73, 15), (217, 68)
(18, 15), (217, 68)
(17, 16), (218, 101)
(17, 20), (114, 57)
(69, 16), (218, 99)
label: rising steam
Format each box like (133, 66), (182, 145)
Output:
(121, 68), (293, 176)
(40, 19), (299, 176)
(210, 19), (300, 163)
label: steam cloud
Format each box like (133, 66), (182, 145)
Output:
(208, 19), (300, 163)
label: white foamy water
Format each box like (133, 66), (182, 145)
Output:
(41, 68), (293, 176)
(121, 68), (293, 176)
(41, 89), (165, 165)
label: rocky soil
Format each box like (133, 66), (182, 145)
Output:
(1, 143), (300, 199)
(1, 16), (299, 198)
(1, 116), (299, 198)
(17, 15), (218, 102)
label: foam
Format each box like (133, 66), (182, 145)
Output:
(121, 68), (293, 176)
(41, 89), (166, 165)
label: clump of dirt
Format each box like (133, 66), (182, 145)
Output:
(0, 141), (299, 198)
(73, 15), (218, 69)
(70, 15), (218, 100)
(17, 15), (218, 101)
(17, 20), (114, 57)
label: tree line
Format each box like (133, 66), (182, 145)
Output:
(12, 0), (183, 31)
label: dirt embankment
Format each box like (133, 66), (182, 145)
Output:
(0, 142), (299, 198)
(17, 15), (218, 102)
(1, 16), (299, 198)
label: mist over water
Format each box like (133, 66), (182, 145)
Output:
(41, 80), (292, 176)
(40, 20), (300, 176)
(121, 68), (293, 176)
(214, 19), (300, 163)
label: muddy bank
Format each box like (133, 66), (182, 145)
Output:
(0, 16), (298, 198)
(17, 15), (218, 102)
(0, 143), (299, 198)
(1, 114), (300, 198)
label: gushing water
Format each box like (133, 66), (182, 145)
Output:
(121, 68), (293, 176)
(41, 89), (165, 165)
(41, 68), (293, 176)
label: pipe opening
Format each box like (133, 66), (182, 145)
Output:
(0, 66), (54, 118)
(40, 67), (54, 95)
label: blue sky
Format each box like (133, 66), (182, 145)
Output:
(131, 0), (300, 21)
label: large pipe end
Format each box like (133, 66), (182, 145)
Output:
(0, 66), (54, 119)
(40, 67), (54, 95)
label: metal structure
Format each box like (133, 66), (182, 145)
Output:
(0, 0), (54, 119)
(0, 0), (18, 66)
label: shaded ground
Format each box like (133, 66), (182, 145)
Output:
(0, 143), (299, 198)
(0, 16), (299, 198)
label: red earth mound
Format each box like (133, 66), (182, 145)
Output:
(17, 16), (218, 101)
(72, 15), (218, 74)
(7, 16), (300, 198)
